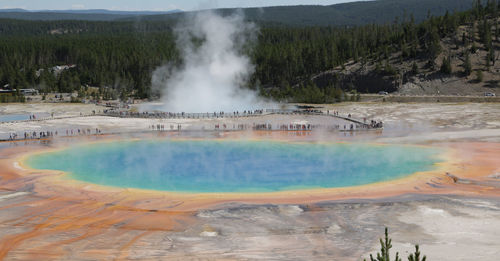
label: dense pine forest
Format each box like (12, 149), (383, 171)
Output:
(0, 0), (498, 103)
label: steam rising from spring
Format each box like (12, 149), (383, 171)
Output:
(152, 11), (269, 112)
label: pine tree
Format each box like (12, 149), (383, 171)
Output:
(440, 56), (452, 74)
(480, 19), (492, 50)
(475, 0), (484, 18)
(476, 70), (483, 82)
(411, 62), (419, 75)
(464, 54), (472, 76)
(364, 228), (430, 261)
(488, 48), (496, 66)
(408, 245), (426, 261)
(364, 228), (402, 261)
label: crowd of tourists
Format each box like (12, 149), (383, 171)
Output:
(147, 122), (376, 132)
(108, 109), (265, 119)
(107, 108), (384, 130)
(150, 124), (182, 131)
(6, 128), (103, 141)
(4, 108), (384, 141)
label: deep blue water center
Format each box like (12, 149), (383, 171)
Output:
(26, 140), (441, 193)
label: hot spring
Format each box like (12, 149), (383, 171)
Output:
(25, 140), (442, 193)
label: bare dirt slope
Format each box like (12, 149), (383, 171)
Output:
(308, 17), (500, 97)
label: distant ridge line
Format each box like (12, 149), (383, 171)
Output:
(0, 8), (183, 15)
(0, 0), (476, 25)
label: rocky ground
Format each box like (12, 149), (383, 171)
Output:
(176, 195), (500, 260)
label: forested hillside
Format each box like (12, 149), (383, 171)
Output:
(257, 0), (499, 102)
(0, 9), (180, 21)
(149, 0), (475, 26)
(0, 0), (498, 103)
(0, 0), (475, 26)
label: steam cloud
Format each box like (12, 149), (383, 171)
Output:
(152, 11), (271, 112)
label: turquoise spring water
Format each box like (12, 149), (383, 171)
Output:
(25, 140), (442, 193)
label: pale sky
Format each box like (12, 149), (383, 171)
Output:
(0, 0), (367, 12)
